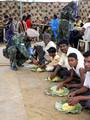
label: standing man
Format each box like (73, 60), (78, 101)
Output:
(49, 14), (59, 42)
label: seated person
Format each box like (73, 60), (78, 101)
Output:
(57, 53), (85, 90)
(43, 32), (56, 55)
(31, 33), (56, 66)
(68, 50), (90, 109)
(46, 47), (60, 71)
(32, 45), (46, 67)
(32, 32), (56, 53)
(49, 39), (84, 79)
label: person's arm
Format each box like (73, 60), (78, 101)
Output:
(79, 96), (90, 101)
(74, 68), (85, 87)
(50, 65), (61, 79)
(63, 69), (74, 85)
(38, 60), (51, 68)
(69, 95), (90, 106)
(57, 69), (73, 89)
(68, 86), (88, 98)
(68, 68), (85, 88)
(79, 68), (85, 84)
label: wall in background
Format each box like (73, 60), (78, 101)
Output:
(0, 1), (90, 23)
(78, 0), (90, 22)
(0, 1), (68, 22)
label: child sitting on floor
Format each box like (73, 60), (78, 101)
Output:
(46, 47), (60, 71)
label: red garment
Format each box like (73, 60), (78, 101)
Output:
(26, 19), (32, 28)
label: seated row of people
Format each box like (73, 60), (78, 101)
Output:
(32, 38), (90, 109)
(45, 47), (90, 109)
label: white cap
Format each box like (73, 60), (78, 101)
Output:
(26, 28), (39, 37)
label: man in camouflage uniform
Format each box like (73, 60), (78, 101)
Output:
(57, 1), (75, 44)
(3, 33), (30, 70)
(58, 19), (71, 40)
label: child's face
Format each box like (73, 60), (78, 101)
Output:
(49, 53), (55, 57)
(68, 57), (78, 67)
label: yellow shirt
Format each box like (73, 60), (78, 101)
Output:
(46, 54), (60, 71)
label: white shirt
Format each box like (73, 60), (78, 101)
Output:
(44, 41), (56, 53)
(48, 54), (60, 66)
(59, 47), (84, 69)
(46, 54), (60, 71)
(32, 41), (56, 54)
(44, 41), (56, 60)
(58, 53), (68, 68)
(72, 63), (84, 77)
(83, 22), (90, 29)
(32, 41), (56, 60)
(83, 22), (90, 41)
(32, 41), (45, 48)
(84, 72), (90, 88)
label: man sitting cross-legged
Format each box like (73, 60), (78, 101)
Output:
(68, 50), (90, 109)
(57, 53), (85, 90)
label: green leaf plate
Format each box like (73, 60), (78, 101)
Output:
(55, 100), (82, 114)
(45, 85), (69, 97)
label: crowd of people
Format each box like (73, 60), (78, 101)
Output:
(2, 12), (90, 110)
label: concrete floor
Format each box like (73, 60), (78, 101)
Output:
(0, 46), (90, 120)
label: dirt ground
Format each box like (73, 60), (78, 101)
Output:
(0, 45), (90, 120)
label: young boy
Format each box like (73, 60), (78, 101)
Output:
(68, 50), (90, 109)
(46, 47), (60, 71)
(57, 53), (85, 89)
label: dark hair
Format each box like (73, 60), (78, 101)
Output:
(26, 14), (31, 20)
(9, 17), (13, 22)
(42, 25), (49, 33)
(59, 39), (69, 46)
(22, 15), (26, 21)
(54, 14), (57, 19)
(47, 47), (56, 53)
(43, 32), (51, 40)
(83, 50), (90, 57)
(75, 16), (81, 19)
(68, 53), (77, 60)
(4, 15), (9, 19)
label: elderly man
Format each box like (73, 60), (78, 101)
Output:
(31, 33), (56, 67)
